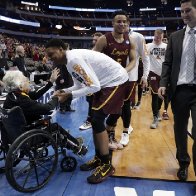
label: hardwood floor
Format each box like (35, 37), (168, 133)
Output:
(112, 92), (195, 181)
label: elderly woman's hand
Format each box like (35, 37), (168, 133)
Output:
(50, 68), (60, 83)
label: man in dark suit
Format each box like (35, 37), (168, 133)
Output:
(13, 45), (29, 77)
(158, 0), (196, 182)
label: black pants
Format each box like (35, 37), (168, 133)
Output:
(171, 85), (196, 174)
(86, 95), (93, 122)
(151, 92), (163, 117)
(137, 84), (143, 103)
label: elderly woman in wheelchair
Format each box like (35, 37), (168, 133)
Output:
(0, 70), (88, 193)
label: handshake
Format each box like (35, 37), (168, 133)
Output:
(53, 90), (72, 103)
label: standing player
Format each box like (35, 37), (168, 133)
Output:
(118, 26), (150, 145)
(127, 27), (150, 118)
(46, 39), (129, 184)
(79, 32), (103, 130)
(93, 10), (136, 149)
(146, 29), (168, 129)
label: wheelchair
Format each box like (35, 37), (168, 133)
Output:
(0, 106), (87, 193)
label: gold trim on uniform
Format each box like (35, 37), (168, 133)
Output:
(149, 86), (158, 95)
(92, 86), (119, 110)
(124, 82), (136, 101)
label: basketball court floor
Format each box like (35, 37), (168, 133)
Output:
(0, 93), (195, 196)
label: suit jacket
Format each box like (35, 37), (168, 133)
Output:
(13, 56), (29, 77)
(160, 28), (186, 100)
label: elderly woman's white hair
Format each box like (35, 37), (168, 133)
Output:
(3, 70), (26, 92)
(15, 45), (25, 57)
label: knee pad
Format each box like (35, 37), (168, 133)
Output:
(91, 111), (106, 133)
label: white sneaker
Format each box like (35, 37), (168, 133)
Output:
(120, 133), (129, 146)
(79, 121), (92, 130)
(150, 116), (159, 129)
(128, 126), (133, 134)
(157, 112), (162, 121)
(109, 137), (123, 150)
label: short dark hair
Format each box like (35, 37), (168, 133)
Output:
(112, 10), (129, 20)
(180, 0), (190, 3)
(180, 0), (196, 7)
(45, 39), (67, 50)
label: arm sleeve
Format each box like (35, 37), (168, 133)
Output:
(138, 36), (150, 80)
(160, 34), (173, 87)
(65, 58), (101, 98)
(22, 96), (59, 116)
(29, 81), (53, 100)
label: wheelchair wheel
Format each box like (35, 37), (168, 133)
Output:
(5, 129), (58, 193)
(0, 140), (5, 161)
(37, 147), (48, 158)
(12, 151), (24, 167)
(60, 156), (77, 172)
(0, 140), (6, 173)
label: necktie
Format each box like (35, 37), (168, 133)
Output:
(186, 28), (195, 83)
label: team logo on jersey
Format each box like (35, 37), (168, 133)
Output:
(73, 64), (93, 86)
(111, 48), (129, 56)
(150, 48), (166, 59)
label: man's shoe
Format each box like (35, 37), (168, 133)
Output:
(79, 121), (92, 130)
(142, 90), (146, 96)
(150, 116), (159, 129)
(80, 156), (101, 171)
(108, 138), (117, 150)
(128, 125), (133, 134)
(133, 102), (141, 110)
(87, 163), (115, 184)
(77, 145), (88, 156)
(162, 111), (169, 120)
(73, 137), (88, 156)
(119, 133), (129, 146)
(157, 111), (162, 121)
(177, 167), (188, 181)
(109, 137), (123, 150)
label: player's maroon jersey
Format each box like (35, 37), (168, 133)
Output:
(103, 32), (131, 68)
